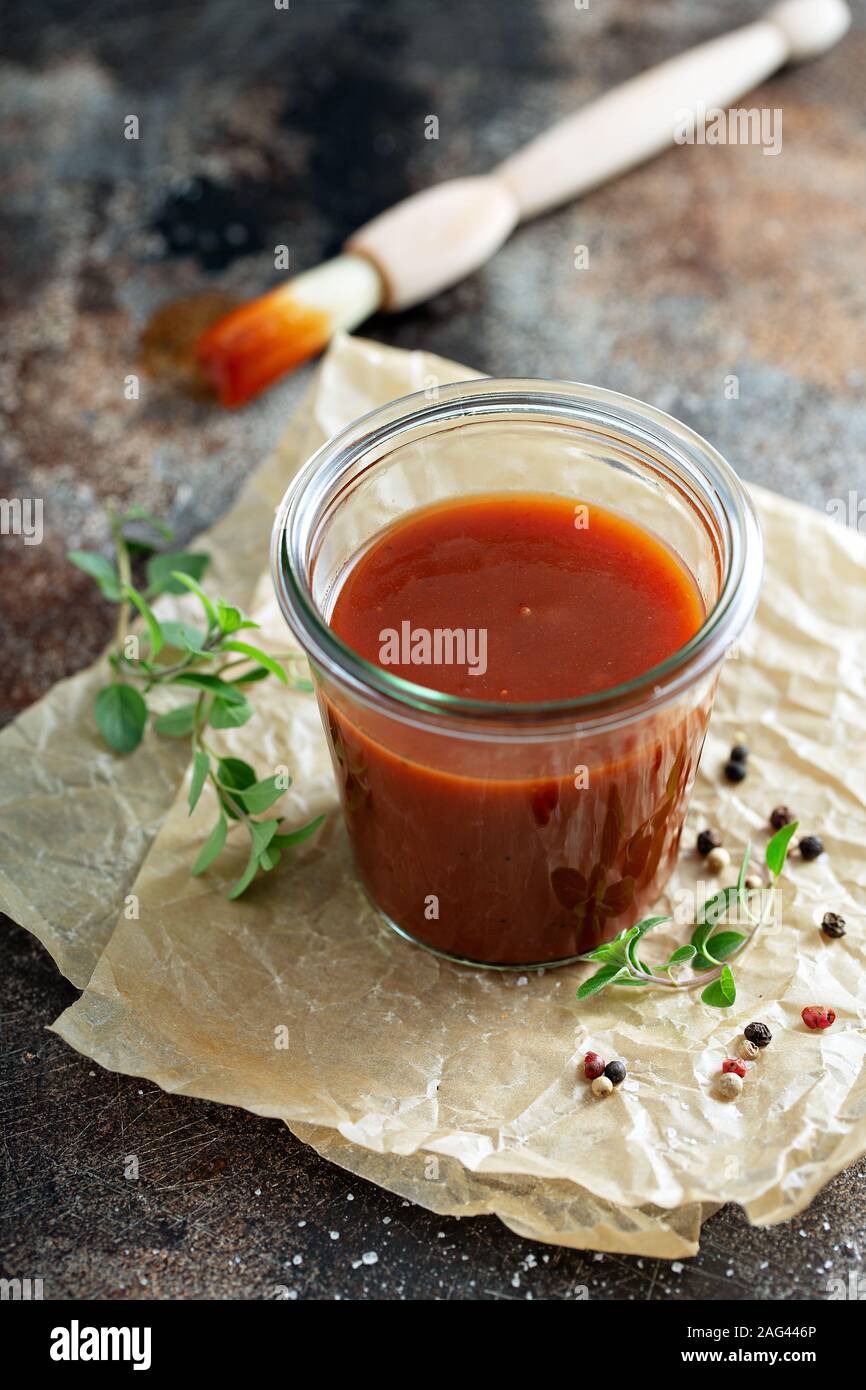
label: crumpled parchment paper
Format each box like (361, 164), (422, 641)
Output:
(2, 335), (865, 1256)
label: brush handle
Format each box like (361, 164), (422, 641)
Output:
(345, 176), (519, 315)
(347, 0), (849, 311)
(497, 0), (850, 220)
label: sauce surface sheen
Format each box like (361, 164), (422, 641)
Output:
(330, 492), (704, 702)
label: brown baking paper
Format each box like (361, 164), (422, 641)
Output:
(3, 336), (866, 1255)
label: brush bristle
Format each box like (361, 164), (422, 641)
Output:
(195, 255), (383, 407)
(195, 285), (332, 407)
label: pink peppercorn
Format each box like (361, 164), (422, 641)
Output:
(722, 1058), (748, 1078)
(802, 1005), (836, 1030)
(584, 1051), (606, 1080)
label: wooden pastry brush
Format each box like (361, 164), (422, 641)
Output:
(196, 0), (850, 407)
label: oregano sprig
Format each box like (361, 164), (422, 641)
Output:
(68, 507), (323, 898)
(576, 822), (799, 1009)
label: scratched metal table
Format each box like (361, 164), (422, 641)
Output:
(2, 0), (865, 1300)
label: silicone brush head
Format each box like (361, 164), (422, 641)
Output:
(195, 255), (383, 407)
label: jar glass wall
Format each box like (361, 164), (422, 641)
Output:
(272, 380), (763, 968)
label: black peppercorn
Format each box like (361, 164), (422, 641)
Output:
(744, 1021), (772, 1049)
(697, 828), (723, 856)
(770, 805), (793, 831)
(730, 744), (749, 763)
(603, 1059), (627, 1086)
(800, 835), (824, 861)
(821, 912), (846, 939)
(724, 760), (747, 783)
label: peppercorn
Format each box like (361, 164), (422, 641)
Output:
(821, 912), (846, 939)
(717, 1072), (743, 1100)
(799, 835), (824, 861)
(722, 1058), (747, 1078)
(697, 828), (723, 856)
(802, 1005), (836, 1030)
(744, 1021), (772, 1049)
(583, 1051), (606, 1081)
(707, 846), (731, 874)
(592, 1075), (614, 1098)
(724, 760), (747, 783)
(730, 744), (749, 764)
(770, 805), (794, 831)
(737, 1037), (760, 1062)
(744, 874), (763, 891)
(603, 1060), (627, 1086)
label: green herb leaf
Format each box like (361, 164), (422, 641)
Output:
(188, 749), (210, 815)
(171, 571), (218, 627)
(576, 963), (628, 1001)
(159, 621), (211, 655)
(664, 944), (697, 969)
(209, 694), (254, 729)
(288, 658), (315, 694)
(216, 758), (258, 820)
(220, 640), (288, 685)
(123, 584), (164, 658)
(695, 884), (741, 929)
(216, 600), (259, 634)
(94, 683), (148, 754)
(238, 776), (287, 814)
(766, 820), (799, 878)
(577, 943), (624, 965)
(272, 814), (325, 850)
(191, 813), (228, 876)
(632, 914), (671, 937)
(692, 885), (742, 963)
(701, 965), (737, 1008)
(153, 703), (198, 737)
(624, 915), (669, 974)
(737, 841), (751, 902)
(146, 551), (210, 596)
(583, 915), (669, 970)
(228, 847), (260, 900)
(692, 931), (746, 970)
(123, 537), (158, 557)
(120, 505), (174, 541)
(258, 844), (282, 871)
(227, 665), (272, 685)
(172, 672), (247, 702)
(250, 819), (280, 857)
(217, 757), (257, 791)
(68, 550), (122, 601)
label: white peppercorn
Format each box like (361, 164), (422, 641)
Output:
(717, 1072), (743, 1100)
(707, 846), (731, 874)
(591, 1075), (613, 1098)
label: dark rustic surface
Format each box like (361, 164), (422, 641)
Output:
(2, 0), (865, 1300)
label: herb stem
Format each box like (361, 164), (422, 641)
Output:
(109, 509), (133, 667)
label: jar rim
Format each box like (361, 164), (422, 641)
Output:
(271, 378), (763, 737)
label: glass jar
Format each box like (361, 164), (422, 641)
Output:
(272, 380), (762, 969)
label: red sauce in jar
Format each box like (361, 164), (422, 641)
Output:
(326, 492), (708, 965)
